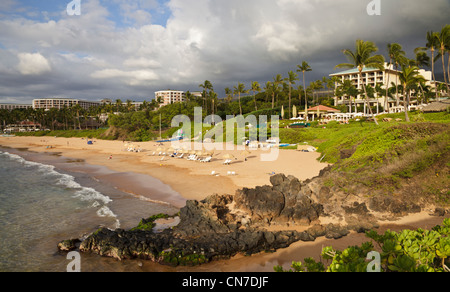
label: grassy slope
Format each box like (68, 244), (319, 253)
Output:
(279, 111), (450, 206)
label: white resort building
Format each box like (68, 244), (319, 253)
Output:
(155, 90), (186, 107)
(32, 98), (101, 111)
(0, 103), (32, 110)
(329, 63), (438, 114)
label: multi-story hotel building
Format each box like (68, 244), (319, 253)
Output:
(32, 98), (101, 111)
(329, 63), (436, 113)
(0, 103), (32, 110)
(155, 90), (186, 107)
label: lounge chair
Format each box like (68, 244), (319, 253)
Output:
(223, 159), (232, 165)
(177, 153), (184, 159)
(187, 155), (198, 161)
(200, 156), (212, 163)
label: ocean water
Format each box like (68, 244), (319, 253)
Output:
(0, 148), (180, 272)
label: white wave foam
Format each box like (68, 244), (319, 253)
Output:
(97, 206), (121, 229)
(0, 151), (119, 227)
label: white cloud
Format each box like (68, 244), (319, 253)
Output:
(91, 68), (159, 85)
(17, 52), (51, 75)
(123, 57), (161, 69)
(0, 0), (449, 102)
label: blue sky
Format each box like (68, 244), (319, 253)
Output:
(0, 0), (449, 104)
(1, 0), (172, 27)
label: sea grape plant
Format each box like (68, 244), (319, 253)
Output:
(275, 219), (450, 272)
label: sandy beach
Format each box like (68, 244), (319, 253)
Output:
(0, 136), (328, 203)
(1, 135), (448, 272)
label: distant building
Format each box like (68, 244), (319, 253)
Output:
(0, 103), (32, 110)
(155, 90), (185, 107)
(32, 98), (101, 111)
(4, 121), (42, 133)
(190, 91), (203, 98)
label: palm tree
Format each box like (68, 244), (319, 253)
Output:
(413, 47), (431, 68)
(233, 82), (248, 116)
(385, 43), (403, 112)
(199, 80), (213, 114)
(425, 31), (440, 101)
(388, 43), (407, 108)
(335, 40), (385, 125)
(251, 81), (261, 111)
(340, 79), (359, 113)
(209, 91), (218, 123)
(286, 71), (298, 118)
(272, 74), (284, 108)
(326, 76), (339, 103)
(224, 87), (233, 104)
(263, 81), (272, 104)
(115, 99), (124, 113)
(435, 25), (450, 95)
(72, 104), (83, 130)
(398, 66), (426, 122)
(314, 80), (324, 105)
(296, 85), (304, 108)
(375, 83), (384, 114)
(297, 61), (312, 120)
(125, 99), (133, 112)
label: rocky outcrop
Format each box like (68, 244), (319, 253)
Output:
(59, 173), (445, 266)
(234, 174), (323, 226)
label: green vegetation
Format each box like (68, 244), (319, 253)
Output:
(278, 112), (450, 204)
(14, 128), (109, 139)
(160, 250), (208, 266)
(275, 219), (450, 272)
(130, 214), (171, 232)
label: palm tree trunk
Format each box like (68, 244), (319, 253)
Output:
(404, 90), (410, 122)
(239, 93), (242, 116)
(303, 73), (308, 121)
(431, 50), (438, 101)
(349, 96), (352, 114)
(395, 64), (400, 107)
(360, 72), (379, 125)
(447, 51), (450, 96)
(288, 83), (292, 119)
(385, 63), (391, 113)
(443, 49), (450, 95)
(271, 92), (275, 109)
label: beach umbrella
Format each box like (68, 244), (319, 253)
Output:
(281, 105), (285, 119)
(293, 105), (297, 118)
(241, 150), (251, 157)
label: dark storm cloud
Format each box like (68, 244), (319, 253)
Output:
(0, 0), (448, 103)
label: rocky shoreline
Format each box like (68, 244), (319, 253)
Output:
(58, 169), (448, 266)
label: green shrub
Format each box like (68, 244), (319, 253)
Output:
(275, 219), (450, 272)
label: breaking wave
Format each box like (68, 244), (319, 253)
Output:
(0, 151), (120, 229)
